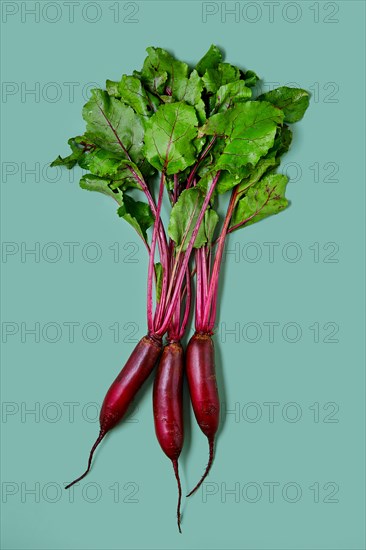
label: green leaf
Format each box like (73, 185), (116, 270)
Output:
(237, 156), (279, 195)
(258, 87), (310, 123)
(176, 70), (203, 103)
(215, 166), (251, 194)
(140, 59), (167, 95)
(230, 173), (289, 230)
(194, 135), (207, 156)
(114, 165), (143, 190)
(146, 91), (161, 112)
(141, 50), (206, 123)
(144, 102), (198, 174)
(197, 137), (226, 175)
(79, 149), (122, 176)
(51, 136), (93, 169)
(77, 149), (147, 191)
(204, 208), (219, 244)
(154, 263), (163, 302)
(268, 125), (293, 158)
(196, 44), (222, 76)
(243, 70), (259, 88)
(110, 172), (140, 191)
(79, 174), (123, 205)
(199, 101), (284, 171)
(202, 62), (241, 94)
(168, 188), (207, 251)
(141, 47), (188, 96)
(176, 69), (206, 123)
(215, 80), (252, 112)
(196, 138), (226, 193)
(203, 156), (278, 196)
(197, 169), (219, 195)
(117, 193), (154, 241)
(82, 89), (144, 162)
(109, 160), (147, 190)
(106, 79), (120, 97)
(222, 128), (289, 199)
(118, 75), (153, 119)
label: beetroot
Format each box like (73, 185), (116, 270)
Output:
(65, 335), (162, 489)
(153, 341), (184, 532)
(186, 332), (220, 496)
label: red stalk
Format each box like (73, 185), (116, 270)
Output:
(155, 171), (220, 336)
(128, 167), (170, 311)
(178, 267), (191, 340)
(147, 173), (166, 333)
(186, 137), (217, 189)
(227, 186), (277, 234)
(195, 249), (203, 329)
(200, 247), (208, 304)
(202, 187), (238, 330)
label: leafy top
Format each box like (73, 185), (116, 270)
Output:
(52, 45), (310, 244)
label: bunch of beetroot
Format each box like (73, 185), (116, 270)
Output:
(52, 45), (309, 532)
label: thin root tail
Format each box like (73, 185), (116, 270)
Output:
(65, 431), (105, 490)
(172, 459), (182, 533)
(186, 436), (214, 497)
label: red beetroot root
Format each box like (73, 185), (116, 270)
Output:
(185, 332), (220, 497)
(65, 335), (162, 489)
(153, 341), (184, 532)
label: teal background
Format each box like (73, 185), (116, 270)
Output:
(1, 1), (365, 549)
